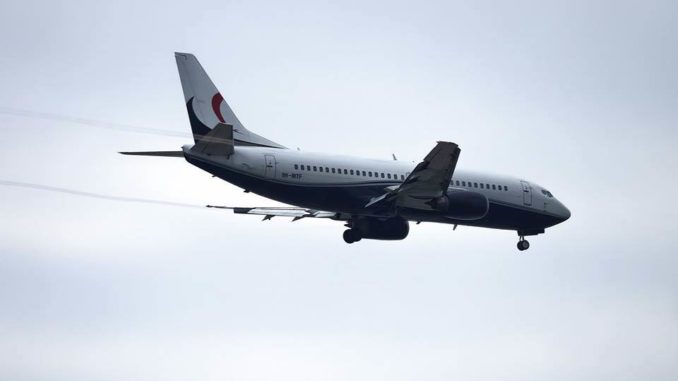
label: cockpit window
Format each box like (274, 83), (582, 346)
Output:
(541, 189), (554, 198)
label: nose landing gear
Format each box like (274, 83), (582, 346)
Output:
(517, 236), (530, 251)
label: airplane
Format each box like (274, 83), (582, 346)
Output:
(121, 53), (571, 251)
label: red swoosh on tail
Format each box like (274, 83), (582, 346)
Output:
(211, 93), (226, 123)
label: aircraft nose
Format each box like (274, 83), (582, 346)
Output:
(557, 201), (571, 222)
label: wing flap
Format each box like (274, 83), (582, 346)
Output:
(207, 205), (337, 220)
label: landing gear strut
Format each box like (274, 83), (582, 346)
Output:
(517, 236), (530, 251)
(343, 229), (362, 244)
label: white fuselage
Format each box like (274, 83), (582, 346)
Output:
(183, 145), (571, 233)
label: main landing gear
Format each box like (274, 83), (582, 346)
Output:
(517, 236), (530, 251)
(343, 229), (362, 244)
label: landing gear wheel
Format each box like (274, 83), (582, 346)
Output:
(517, 239), (530, 251)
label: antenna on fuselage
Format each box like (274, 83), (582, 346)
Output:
(392, 153), (397, 161)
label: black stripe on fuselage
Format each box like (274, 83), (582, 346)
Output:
(187, 155), (564, 231)
(187, 155), (391, 212)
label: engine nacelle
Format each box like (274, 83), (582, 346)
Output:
(353, 217), (410, 240)
(432, 190), (489, 220)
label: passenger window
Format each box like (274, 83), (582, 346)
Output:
(387, 174), (392, 179)
(350, 170), (354, 175)
(401, 175), (405, 180)
(319, 167), (323, 172)
(300, 165), (305, 170)
(325, 167), (329, 172)
(362, 171), (366, 176)
(368, 171), (372, 177)
(343, 169), (348, 175)
(313, 166), (317, 171)
(294, 164), (298, 170)
(332, 168), (336, 174)
(504, 185), (508, 191)
(381, 173), (385, 178)
(492, 184), (496, 190)
(474, 182), (478, 188)
(480, 183), (484, 189)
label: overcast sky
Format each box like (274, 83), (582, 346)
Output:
(1, 0), (677, 380)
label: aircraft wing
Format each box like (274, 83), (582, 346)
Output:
(207, 205), (339, 221)
(366, 141), (460, 210)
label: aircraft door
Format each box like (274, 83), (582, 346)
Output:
(264, 154), (276, 178)
(520, 180), (532, 206)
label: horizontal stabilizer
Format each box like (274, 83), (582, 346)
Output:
(119, 151), (184, 157)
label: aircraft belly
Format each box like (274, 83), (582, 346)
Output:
(401, 201), (564, 231)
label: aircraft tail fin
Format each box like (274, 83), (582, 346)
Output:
(174, 52), (285, 149)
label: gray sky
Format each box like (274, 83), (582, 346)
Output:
(1, 0), (677, 380)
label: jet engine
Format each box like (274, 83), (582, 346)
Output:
(352, 216), (410, 240)
(429, 190), (489, 220)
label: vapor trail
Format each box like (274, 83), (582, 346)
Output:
(0, 107), (191, 138)
(0, 179), (204, 209)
